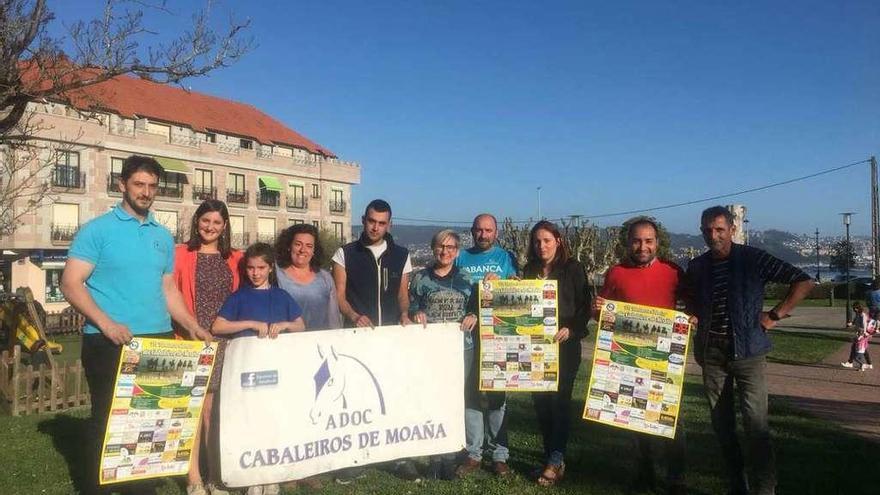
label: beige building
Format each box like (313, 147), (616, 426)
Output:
(1, 74), (360, 311)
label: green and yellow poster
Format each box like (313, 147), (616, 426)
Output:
(583, 300), (691, 439)
(478, 279), (559, 392)
(99, 338), (217, 484)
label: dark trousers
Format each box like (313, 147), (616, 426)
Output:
(82, 332), (169, 495)
(701, 339), (775, 495)
(634, 427), (686, 483)
(531, 338), (582, 464)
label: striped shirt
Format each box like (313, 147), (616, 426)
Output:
(708, 250), (811, 337)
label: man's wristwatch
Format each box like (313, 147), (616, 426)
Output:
(768, 309), (782, 321)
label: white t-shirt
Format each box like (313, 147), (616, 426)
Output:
(331, 240), (413, 274)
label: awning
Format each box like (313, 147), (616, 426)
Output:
(154, 156), (191, 174)
(259, 176), (283, 192)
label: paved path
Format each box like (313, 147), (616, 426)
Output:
(582, 305), (880, 442)
(765, 306), (880, 441)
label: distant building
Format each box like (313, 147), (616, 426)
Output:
(1, 74), (360, 310)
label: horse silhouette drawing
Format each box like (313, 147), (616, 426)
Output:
(309, 344), (386, 426)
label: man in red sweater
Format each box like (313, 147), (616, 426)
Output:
(593, 217), (688, 495)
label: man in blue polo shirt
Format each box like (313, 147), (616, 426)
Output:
(62, 155), (209, 494)
(454, 213), (518, 477)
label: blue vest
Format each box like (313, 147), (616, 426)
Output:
(342, 234), (409, 326)
(688, 243), (772, 362)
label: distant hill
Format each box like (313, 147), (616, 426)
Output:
(353, 224), (818, 266)
(352, 225), (471, 247)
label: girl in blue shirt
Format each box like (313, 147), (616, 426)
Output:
(214, 243), (305, 339)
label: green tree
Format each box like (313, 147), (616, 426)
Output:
(317, 229), (344, 270)
(829, 239), (857, 273)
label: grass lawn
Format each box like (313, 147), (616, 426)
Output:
(767, 330), (849, 365)
(0, 331), (869, 495)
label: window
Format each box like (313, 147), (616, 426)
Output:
(227, 173), (247, 204)
(287, 183), (306, 209)
(45, 269), (65, 303)
(193, 169), (214, 200)
(229, 215), (246, 247)
(154, 210), (179, 239)
(290, 219), (305, 225)
(108, 157), (124, 194)
(51, 203), (79, 242)
(229, 173), (245, 193)
(330, 188), (345, 213)
(157, 171), (184, 198)
(195, 169), (213, 189)
(312, 220), (320, 229)
(53, 150), (81, 188)
(332, 222), (344, 242)
(311, 183), (321, 199)
(240, 139), (253, 150)
(257, 217), (276, 243)
(204, 132), (217, 143)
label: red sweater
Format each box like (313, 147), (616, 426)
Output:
(599, 258), (684, 310)
(173, 244), (243, 338)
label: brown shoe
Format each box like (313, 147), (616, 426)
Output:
(455, 458), (482, 477)
(493, 461), (511, 477)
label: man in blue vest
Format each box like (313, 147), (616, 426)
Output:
(62, 155), (210, 495)
(332, 199), (417, 482)
(687, 206), (813, 495)
(454, 213), (518, 477)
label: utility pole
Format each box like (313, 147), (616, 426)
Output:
(815, 228), (821, 282)
(871, 156), (879, 279)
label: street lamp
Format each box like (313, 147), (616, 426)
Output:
(537, 186), (542, 220)
(841, 212), (854, 325)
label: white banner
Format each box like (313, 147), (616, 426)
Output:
(219, 323), (465, 487)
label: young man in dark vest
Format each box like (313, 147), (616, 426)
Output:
(331, 199), (417, 482)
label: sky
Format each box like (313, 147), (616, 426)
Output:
(51, 1), (879, 235)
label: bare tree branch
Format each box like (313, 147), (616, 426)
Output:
(0, 0), (253, 236)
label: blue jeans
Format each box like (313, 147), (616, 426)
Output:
(463, 346), (509, 462)
(701, 339), (775, 495)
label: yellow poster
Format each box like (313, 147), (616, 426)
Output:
(99, 337), (217, 484)
(583, 300), (691, 439)
(478, 279), (559, 392)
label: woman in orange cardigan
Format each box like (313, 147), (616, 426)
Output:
(174, 199), (242, 495)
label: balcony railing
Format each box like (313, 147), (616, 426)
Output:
(329, 199), (347, 213)
(226, 189), (249, 205)
(51, 223), (79, 243)
(157, 184), (183, 199)
(287, 197), (308, 210)
(256, 233), (276, 244)
(231, 232), (250, 249)
(170, 132), (199, 147)
(51, 166), (86, 190)
(257, 191), (280, 208)
(192, 186), (217, 202)
(256, 146), (273, 159)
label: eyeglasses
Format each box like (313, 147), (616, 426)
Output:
(434, 244), (459, 252)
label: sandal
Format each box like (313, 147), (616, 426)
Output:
(537, 462), (565, 487)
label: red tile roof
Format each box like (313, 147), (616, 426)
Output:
(23, 64), (336, 157)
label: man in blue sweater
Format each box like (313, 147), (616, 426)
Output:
(687, 206), (813, 495)
(454, 213), (518, 477)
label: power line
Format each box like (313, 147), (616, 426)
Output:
(392, 157), (871, 225)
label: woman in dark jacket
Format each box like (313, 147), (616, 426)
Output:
(522, 220), (590, 487)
